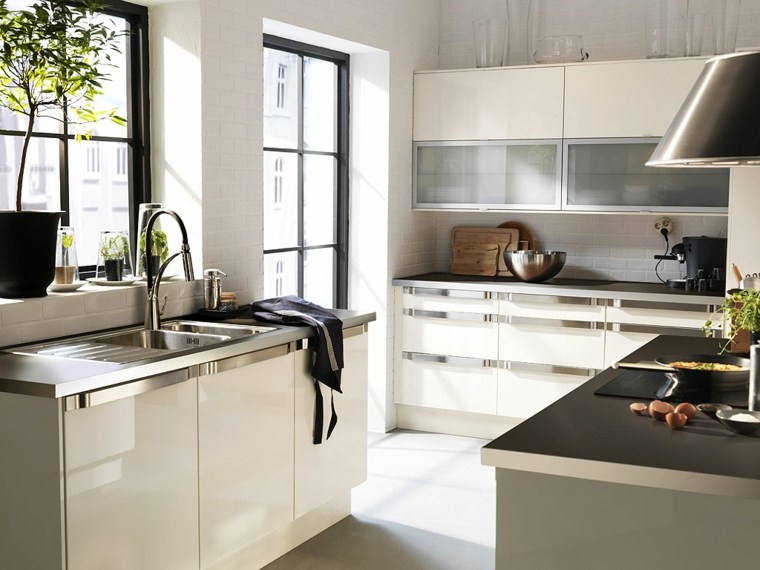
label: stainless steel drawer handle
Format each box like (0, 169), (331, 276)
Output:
(608, 322), (710, 337)
(403, 308), (498, 323)
(402, 351), (498, 369)
(201, 344), (290, 375)
(64, 368), (191, 410)
(501, 315), (601, 329)
(500, 360), (598, 377)
(404, 287), (492, 300)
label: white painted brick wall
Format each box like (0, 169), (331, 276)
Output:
(440, 0), (760, 69)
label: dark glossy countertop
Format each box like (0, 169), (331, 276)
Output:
(393, 272), (724, 305)
(481, 335), (760, 498)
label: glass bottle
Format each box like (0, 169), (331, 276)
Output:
(54, 226), (79, 285)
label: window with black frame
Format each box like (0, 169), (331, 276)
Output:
(0, 0), (150, 277)
(262, 35), (349, 309)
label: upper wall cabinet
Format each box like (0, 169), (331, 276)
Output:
(413, 66), (565, 141)
(563, 58), (706, 138)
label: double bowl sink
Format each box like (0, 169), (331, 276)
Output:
(11, 320), (277, 364)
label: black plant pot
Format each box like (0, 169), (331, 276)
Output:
(0, 210), (62, 298)
(104, 259), (124, 281)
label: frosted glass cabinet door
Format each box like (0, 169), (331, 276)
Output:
(64, 373), (199, 570)
(414, 141), (561, 210)
(563, 139), (729, 212)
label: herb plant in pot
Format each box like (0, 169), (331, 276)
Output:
(138, 228), (169, 278)
(99, 232), (130, 282)
(704, 289), (760, 352)
(0, 0), (126, 297)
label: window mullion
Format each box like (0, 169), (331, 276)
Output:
(297, 54), (305, 298)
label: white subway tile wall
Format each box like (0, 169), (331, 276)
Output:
(433, 212), (728, 283)
(0, 281), (201, 349)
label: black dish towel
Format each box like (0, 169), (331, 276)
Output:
(249, 295), (344, 444)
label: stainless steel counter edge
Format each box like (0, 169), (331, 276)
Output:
(392, 273), (724, 305)
(0, 310), (376, 399)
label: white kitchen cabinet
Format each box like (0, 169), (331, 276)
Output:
(64, 369), (199, 570)
(198, 346), (295, 570)
(413, 66), (565, 141)
(294, 325), (368, 518)
(497, 364), (591, 419)
(498, 293), (606, 370)
(563, 58), (706, 138)
(397, 287), (501, 415)
(496, 293), (603, 419)
(604, 299), (717, 367)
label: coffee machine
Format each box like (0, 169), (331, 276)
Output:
(659, 236), (726, 290)
(682, 236), (727, 280)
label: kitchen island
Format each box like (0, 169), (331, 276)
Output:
(482, 334), (760, 569)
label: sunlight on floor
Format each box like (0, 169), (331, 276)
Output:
(352, 430), (496, 548)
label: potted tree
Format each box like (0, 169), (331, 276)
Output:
(99, 232), (130, 281)
(0, 0), (126, 297)
(138, 228), (169, 277)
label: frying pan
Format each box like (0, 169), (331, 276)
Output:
(614, 353), (750, 390)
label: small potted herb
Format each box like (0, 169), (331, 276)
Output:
(99, 232), (130, 281)
(704, 289), (760, 351)
(138, 228), (169, 277)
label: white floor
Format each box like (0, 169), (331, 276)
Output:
(263, 430), (496, 570)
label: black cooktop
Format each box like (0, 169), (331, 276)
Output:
(594, 368), (748, 408)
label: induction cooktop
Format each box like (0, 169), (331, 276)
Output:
(594, 369), (748, 408)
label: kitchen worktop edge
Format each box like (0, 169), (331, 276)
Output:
(0, 309), (375, 399)
(393, 272), (724, 304)
(481, 335), (760, 498)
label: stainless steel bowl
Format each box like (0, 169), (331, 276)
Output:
(503, 250), (567, 283)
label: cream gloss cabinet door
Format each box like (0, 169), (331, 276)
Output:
(64, 370), (199, 570)
(563, 58), (706, 138)
(198, 347), (295, 570)
(294, 327), (368, 518)
(413, 66), (565, 141)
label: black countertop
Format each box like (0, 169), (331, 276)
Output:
(393, 272), (724, 304)
(481, 335), (760, 498)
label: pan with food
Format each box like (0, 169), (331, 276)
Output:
(614, 353), (750, 391)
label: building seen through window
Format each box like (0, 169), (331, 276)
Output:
(262, 36), (348, 309)
(0, 0), (149, 271)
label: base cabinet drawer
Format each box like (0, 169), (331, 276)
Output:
(499, 324), (605, 370)
(402, 315), (499, 359)
(497, 366), (592, 419)
(397, 355), (498, 414)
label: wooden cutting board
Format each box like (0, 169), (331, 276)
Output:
(450, 226), (520, 276)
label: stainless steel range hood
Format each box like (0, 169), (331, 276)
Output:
(647, 50), (760, 167)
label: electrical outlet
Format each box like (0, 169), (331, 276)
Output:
(654, 217), (673, 234)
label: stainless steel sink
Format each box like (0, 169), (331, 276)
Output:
(161, 320), (276, 337)
(7, 320), (277, 364)
(94, 328), (232, 350)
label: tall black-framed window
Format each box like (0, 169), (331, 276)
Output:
(0, 0), (150, 274)
(262, 35), (349, 309)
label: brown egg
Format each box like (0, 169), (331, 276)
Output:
(675, 402), (697, 420)
(629, 402), (648, 416)
(666, 411), (688, 430)
(649, 400), (674, 421)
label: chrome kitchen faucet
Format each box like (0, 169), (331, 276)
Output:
(144, 209), (195, 330)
